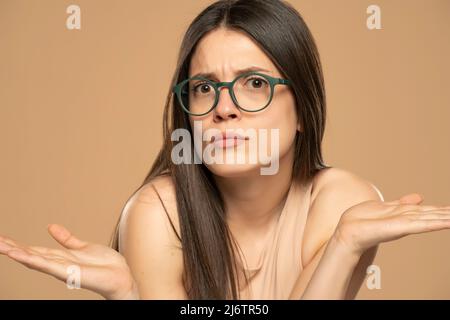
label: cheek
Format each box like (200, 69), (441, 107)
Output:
(258, 100), (298, 153)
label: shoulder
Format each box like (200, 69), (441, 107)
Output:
(118, 174), (186, 299)
(310, 167), (384, 205)
(302, 167), (384, 267)
(129, 174), (177, 206)
(120, 174), (181, 246)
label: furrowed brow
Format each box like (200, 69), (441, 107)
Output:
(191, 66), (271, 80)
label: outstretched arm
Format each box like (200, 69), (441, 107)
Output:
(0, 182), (186, 300)
(0, 223), (138, 300)
(289, 171), (450, 300)
(290, 190), (450, 299)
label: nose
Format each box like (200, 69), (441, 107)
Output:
(212, 87), (242, 123)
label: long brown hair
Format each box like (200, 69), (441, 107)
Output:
(111, 0), (330, 299)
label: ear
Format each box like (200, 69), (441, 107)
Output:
(296, 122), (302, 132)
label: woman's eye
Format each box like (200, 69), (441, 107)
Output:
(246, 77), (268, 89)
(193, 83), (212, 94)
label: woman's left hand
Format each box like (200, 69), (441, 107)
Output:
(333, 193), (450, 257)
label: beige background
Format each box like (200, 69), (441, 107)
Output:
(0, 0), (449, 299)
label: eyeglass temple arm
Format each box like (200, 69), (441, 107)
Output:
(278, 78), (291, 85)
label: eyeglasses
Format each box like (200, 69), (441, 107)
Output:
(172, 71), (292, 116)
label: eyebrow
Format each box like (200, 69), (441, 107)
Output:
(191, 66), (272, 80)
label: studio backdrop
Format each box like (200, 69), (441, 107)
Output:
(0, 0), (449, 299)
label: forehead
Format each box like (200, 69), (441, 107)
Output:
(189, 28), (279, 79)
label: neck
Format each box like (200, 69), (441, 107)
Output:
(214, 146), (295, 235)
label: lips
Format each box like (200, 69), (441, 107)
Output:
(210, 131), (249, 148)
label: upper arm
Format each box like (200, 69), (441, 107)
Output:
(118, 180), (187, 299)
(289, 168), (384, 299)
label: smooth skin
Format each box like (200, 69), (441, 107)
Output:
(1, 28), (450, 299)
(1, 172), (450, 299)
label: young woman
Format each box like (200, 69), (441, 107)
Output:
(1, 0), (449, 300)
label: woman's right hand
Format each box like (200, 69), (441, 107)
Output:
(0, 224), (139, 300)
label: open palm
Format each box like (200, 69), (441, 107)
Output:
(335, 193), (450, 256)
(0, 224), (138, 300)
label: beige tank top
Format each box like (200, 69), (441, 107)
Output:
(236, 178), (314, 300)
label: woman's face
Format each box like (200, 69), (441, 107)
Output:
(187, 28), (299, 178)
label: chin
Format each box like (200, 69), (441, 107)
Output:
(204, 162), (263, 178)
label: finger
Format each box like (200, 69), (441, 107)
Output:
(404, 212), (450, 220)
(400, 193), (424, 204)
(381, 203), (449, 217)
(0, 237), (56, 258)
(0, 241), (13, 254)
(0, 232), (80, 261)
(378, 216), (450, 241)
(406, 219), (450, 234)
(400, 207), (450, 214)
(0, 237), (38, 255)
(28, 245), (75, 260)
(0, 244), (60, 262)
(6, 248), (71, 283)
(376, 203), (424, 218)
(0, 236), (20, 248)
(385, 193), (424, 205)
(48, 224), (88, 250)
(418, 206), (450, 211)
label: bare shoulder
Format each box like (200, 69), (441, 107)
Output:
(125, 174), (181, 242)
(302, 167), (384, 267)
(118, 174), (186, 299)
(310, 167), (384, 204)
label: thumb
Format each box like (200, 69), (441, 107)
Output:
(47, 224), (88, 250)
(385, 193), (424, 205)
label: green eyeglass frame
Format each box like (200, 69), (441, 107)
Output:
(171, 71), (292, 116)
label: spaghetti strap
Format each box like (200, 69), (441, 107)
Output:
(148, 183), (182, 243)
